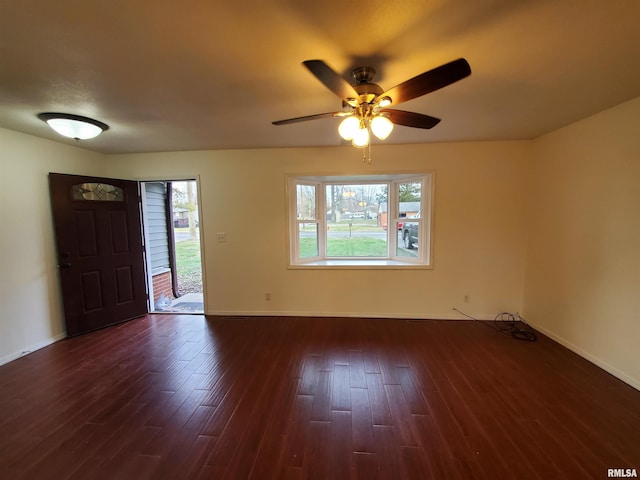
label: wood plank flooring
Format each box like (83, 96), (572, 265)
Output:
(1, 315), (639, 479)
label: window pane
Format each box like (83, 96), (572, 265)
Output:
(298, 222), (318, 258)
(296, 184), (316, 220)
(397, 219), (419, 258)
(398, 181), (421, 216)
(72, 183), (124, 201)
(325, 183), (387, 257)
(396, 181), (421, 258)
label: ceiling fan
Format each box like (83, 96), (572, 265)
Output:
(273, 58), (471, 148)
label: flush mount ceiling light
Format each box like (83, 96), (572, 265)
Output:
(273, 58), (471, 163)
(38, 112), (109, 140)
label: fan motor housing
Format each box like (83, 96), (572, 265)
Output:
(354, 82), (383, 96)
(351, 67), (383, 103)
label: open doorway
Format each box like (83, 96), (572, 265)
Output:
(141, 179), (204, 314)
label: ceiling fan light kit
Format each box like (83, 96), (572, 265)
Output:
(370, 115), (394, 140)
(338, 108), (394, 146)
(352, 125), (370, 148)
(338, 115), (361, 140)
(273, 58), (471, 162)
(38, 112), (109, 140)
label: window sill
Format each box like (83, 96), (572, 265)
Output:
(289, 259), (431, 270)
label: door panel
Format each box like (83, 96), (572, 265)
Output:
(49, 173), (148, 336)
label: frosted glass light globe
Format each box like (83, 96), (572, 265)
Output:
(371, 115), (394, 140)
(46, 118), (104, 140)
(352, 126), (370, 148)
(338, 116), (360, 140)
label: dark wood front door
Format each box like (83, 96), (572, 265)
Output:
(49, 173), (148, 336)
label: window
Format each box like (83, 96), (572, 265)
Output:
(72, 182), (124, 201)
(288, 174), (432, 268)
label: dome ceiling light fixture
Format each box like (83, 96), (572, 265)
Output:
(273, 58), (471, 163)
(38, 112), (109, 141)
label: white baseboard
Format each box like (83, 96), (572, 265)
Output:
(0, 333), (67, 367)
(203, 309), (496, 321)
(527, 321), (640, 392)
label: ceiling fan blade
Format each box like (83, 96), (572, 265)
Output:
(382, 110), (441, 129)
(272, 112), (343, 126)
(378, 58), (471, 106)
(303, 60), (359, 105)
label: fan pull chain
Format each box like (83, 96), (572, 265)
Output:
(362, 142), (372, 164)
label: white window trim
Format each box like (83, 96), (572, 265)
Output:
(287, 173), (434, 269)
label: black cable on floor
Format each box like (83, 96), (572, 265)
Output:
(453, 308), (538, 341)
(493, 312), (537, 341)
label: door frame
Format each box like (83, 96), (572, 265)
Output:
(139, 175), (206, 313)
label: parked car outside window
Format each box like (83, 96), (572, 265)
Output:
(402, 212), (420, 249)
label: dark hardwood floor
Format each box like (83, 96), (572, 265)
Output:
(1, 314), (639, 479)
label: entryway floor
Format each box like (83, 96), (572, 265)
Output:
(159, 292), (204, 313)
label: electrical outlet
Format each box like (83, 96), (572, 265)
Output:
(265, 292), (271, 301)
(215, 232), (227, 243)
(464, 295), (470, 303)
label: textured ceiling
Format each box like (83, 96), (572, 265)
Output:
(1, 0), (639, 154)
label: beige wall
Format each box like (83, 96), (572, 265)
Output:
(1, 132), (530, 364)
(1, 96), (639, 391)
(110, 141), (530, 320)
(0, 128), (112, 364)
(524, 96), (640, 389)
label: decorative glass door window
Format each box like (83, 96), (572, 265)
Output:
(72, 183), (124, 201)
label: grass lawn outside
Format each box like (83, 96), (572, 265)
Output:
(299, 236), (417, 258)
(299, 220), (418, 258)
(174, 239), (203, 294)
(299, 237), (388, 257)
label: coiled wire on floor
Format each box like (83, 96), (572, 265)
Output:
(454, 308), (538, 341)
(492, 312), (537, 341)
